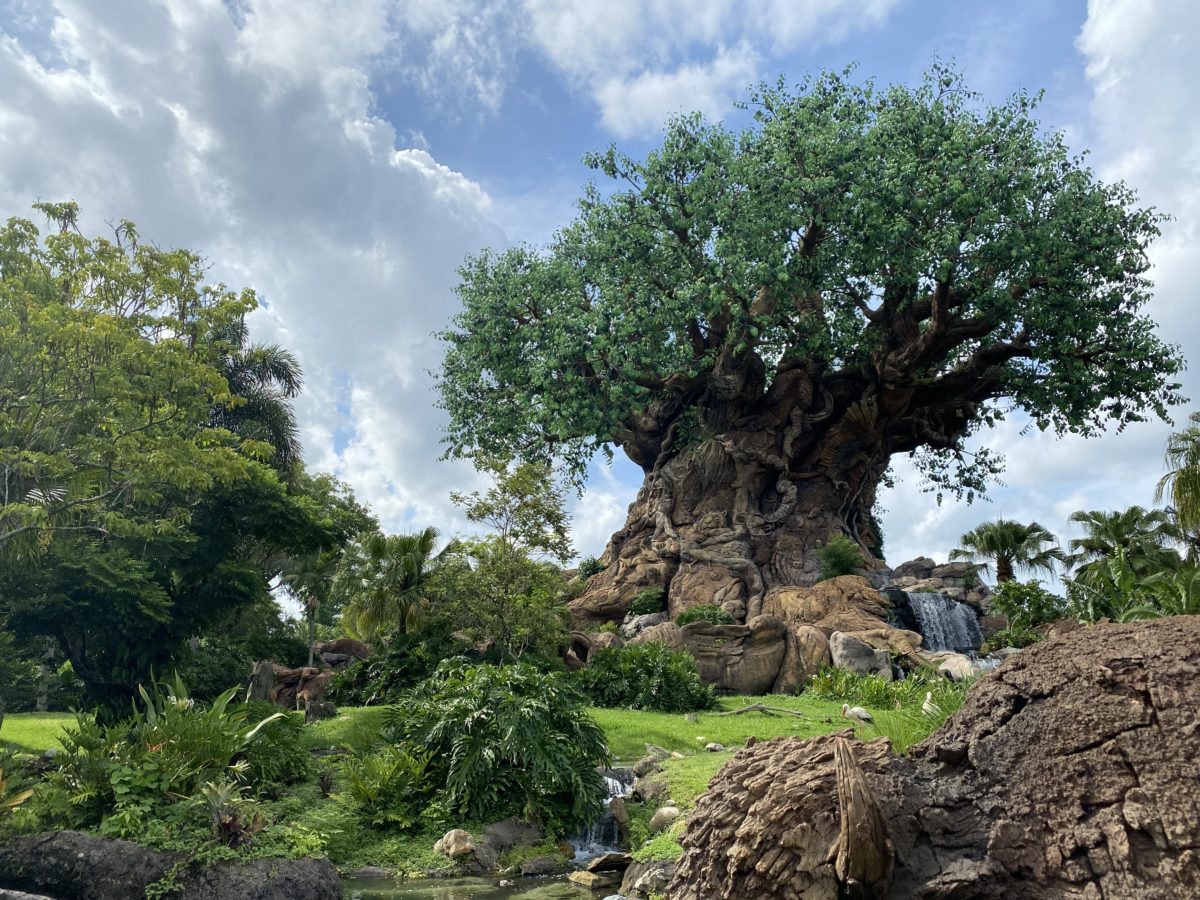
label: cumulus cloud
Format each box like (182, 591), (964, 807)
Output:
(0, 0), (501, 536)
(521, 0), (899, 136)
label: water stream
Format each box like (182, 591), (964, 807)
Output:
(570, 770), (635, 863)
(902, 591), (983, 653)
(342, 874), (594, 899)
(344, 771), (635, 899)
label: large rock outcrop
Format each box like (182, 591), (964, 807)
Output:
(678, 616), (788, 695)
(669, 617), (1200, 899)
(0, 831), (340, 900)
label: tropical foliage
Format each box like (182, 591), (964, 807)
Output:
(950, 519), (1063, 583)
(818, 534), (864, 581)
(383, 662), (609, 833)
(577, 643), (717, 712)
(675, 604), (735, 626)
(332, 528), (450, 639)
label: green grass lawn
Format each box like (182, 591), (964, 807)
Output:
(589, 693), (862, 761)
(0, 712), (76, 754)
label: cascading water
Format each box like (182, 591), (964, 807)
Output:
(903, 591), (983, 653)
(571, 770), (634, 863)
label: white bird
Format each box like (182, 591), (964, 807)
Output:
(922, 691), (941, 717)
(842, 703), (873, 723)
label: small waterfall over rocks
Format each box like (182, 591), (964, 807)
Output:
(903, 591), (983, 653)
(571, 769), (635, 863)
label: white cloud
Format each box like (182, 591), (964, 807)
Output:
(520, 0), (900, 136)
(0, 0), (501, 538)
(594, 42), (760, 138)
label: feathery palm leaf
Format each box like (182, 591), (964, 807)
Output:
(949, 519), (1063, 583)
(1157, 411), (1200, 533)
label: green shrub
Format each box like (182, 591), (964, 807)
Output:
(577, 557), (605, 580)
(595, 621), (620, 635)
(35, 674), (283, 833)
(804, 666), (969, 712)
(818, 534), (863, 581)
(383, 661), (609, 833)
(628, 586), (666, 616)
(235, 702), (311, 792)
(674, 604), (734, 626)
(342, 746), (432, 828)
(326, 624), (463, 706)
(988, 580), (1067, 631)
(989, 624), (1042, 649)
(577, 644), (717, 712)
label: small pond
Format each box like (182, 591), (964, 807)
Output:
(342, 874), (596, 900)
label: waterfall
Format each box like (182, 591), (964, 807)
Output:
(904, 591), (983, 653)
(571, 770), (635, 863)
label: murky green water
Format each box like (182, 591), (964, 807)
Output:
(342, 874), (597, 899)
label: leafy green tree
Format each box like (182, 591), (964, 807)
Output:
(450, 455), (573, 564)
(1156, 411), (1200, 534)
(277, 473), (377, 664)
(207, 318), (304, 469)
(430, 536), (569, 662)
(577, 643), (717, 712)
(332, 528), (451, 640)
(949, 519), (1063, 583)
(987, 580), (1067, 631)
(0, 203), (270, 558)
(438, 65), (1181, 620)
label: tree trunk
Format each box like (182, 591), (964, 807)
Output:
(996, 557), (1014, 584)
(307, 612), (316, 668)
(570, 418), (887, 626)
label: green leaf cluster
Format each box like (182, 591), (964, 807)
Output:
(576, 643), (717, 712)
(383, 661), (610, 834)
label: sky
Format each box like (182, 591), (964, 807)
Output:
(1, 0), (1197, 582)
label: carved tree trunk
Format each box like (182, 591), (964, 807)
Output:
(571, 395), (889, 626)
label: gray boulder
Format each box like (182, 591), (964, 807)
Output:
(0, 831), (339, 900)
(620, 612), (669, 639)
(829, 631), (892, 679)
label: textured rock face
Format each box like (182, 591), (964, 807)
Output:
(829, 631), (892, 679)
(668, 617), (1200, 899)
(0, 831), (340, 900)
(667, 561), (746, 619)
(771, 624), (831, 693)
(761, 575), (894, 635)
(680, 615), (787, 695)
(629, 621), (685, 650)
(620, 611), (669, 639)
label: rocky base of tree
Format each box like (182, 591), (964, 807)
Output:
(0, 831), (341, 900)
(668, 616), (1200, 899)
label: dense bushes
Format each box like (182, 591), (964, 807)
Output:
(381, 661), (609, 833)
(326, 626), (462, 706)
(26, 676), (285, 837)
(674, 604), (734, 626)
(577, 644), (717, 712)
(628, 586), (666, 616)
(236, 702), (311, 791)
(818, 534), (863, 581)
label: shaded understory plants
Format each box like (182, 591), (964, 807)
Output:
(674, 604), (734, 626)
(577, 643), (717, 712)
(381, 660), (609, 834)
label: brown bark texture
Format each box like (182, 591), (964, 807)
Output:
(668, 616), (1200, 899)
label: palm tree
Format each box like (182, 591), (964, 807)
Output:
(949, 519), (1064, 583)
(331, 528), (451, 639)
(207, 318), (304, 467)
(1066, 506), (1182, 580)
(281, 548), (339, 666)
(1157, 411), (1200, 532)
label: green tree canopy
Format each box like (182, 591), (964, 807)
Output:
(439, 66), (1181, 494)
(0, 203), (271, 557)
(332, 528), (451, 639)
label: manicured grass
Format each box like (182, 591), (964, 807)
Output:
(589, 693), (862, 761)
(0, 712), (76, 754)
